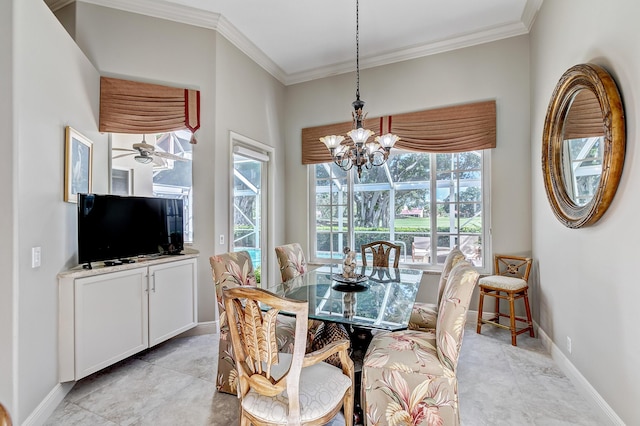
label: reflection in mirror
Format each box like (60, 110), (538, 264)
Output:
(561, 89), (604, 206)
(542, 63), (625, 228)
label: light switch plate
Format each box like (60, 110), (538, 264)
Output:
(32, 247), (41, 268)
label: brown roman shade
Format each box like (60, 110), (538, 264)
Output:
(99, 77), (200, 142)
(562, 90), (604, 140)
(301, 100), (496, 165)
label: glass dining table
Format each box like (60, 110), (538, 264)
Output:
(270, 264), (423, 332)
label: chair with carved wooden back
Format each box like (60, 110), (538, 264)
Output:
(360, 241), (400, 268)
(223, 286), (354, 426)
(476, 254), (534, 346)
(0, 403), (12, 426)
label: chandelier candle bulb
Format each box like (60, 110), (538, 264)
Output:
(376, 133), (400, 149)
(319, 135), (345, 150)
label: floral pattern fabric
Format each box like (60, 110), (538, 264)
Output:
(275, 242), (308, 283)
(409, 247), (466, 332)
(274, 243), (324, 352)
(362, 260), (479, 426)
(210, 251), (297, 394)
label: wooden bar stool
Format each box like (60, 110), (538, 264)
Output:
(476, 254), (534, 346)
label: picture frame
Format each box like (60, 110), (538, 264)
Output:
(64, 126), (93, 203)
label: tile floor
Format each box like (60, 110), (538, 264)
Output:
(45, 322), (611, 426)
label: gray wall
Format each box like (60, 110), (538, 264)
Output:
(12, 0), (104, 422)
(0, 0), (15, 415)
(530, 1), (640, 424)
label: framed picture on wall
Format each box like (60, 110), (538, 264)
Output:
(111, 167), (133, 195)
(64, 126), (93, 203)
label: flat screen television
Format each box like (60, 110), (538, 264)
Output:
(78, 193), (184, 267)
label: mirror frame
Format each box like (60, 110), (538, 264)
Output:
(542, 63), (625, 228)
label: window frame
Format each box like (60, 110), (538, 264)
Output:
(309, 149), (491, 273)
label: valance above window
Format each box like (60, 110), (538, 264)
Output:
(301, 100), (496, 165)
(562, 90), (605, 140)
(99, 77), (200, 143)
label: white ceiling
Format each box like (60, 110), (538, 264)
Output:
(45, 0), (543, 85)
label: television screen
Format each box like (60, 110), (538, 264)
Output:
(78, 193), (184, 266)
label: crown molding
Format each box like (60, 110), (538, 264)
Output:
(48, 0), (540, 87)
(75, 0), (287, 83)
(283, 20), (531, 86)
(45, 0), (75, 11)
(521, 0), (544, 31)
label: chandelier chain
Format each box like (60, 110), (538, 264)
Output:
(355, 0), (360, 100)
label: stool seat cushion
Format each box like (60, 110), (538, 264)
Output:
(479, 275), (527, 291)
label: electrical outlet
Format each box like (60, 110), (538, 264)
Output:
(566, 336), (572, 354)
(219, 234), (225, 245)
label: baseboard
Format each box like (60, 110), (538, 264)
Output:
(176, 321), (217, 337)
(536, 327), (624, 425)
(22, 382), (74, 426)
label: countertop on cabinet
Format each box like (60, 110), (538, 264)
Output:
(58, 249), (199, 279)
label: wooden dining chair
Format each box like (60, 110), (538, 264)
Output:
(223, 286), (354, 425)
(361, 241), (401, 268)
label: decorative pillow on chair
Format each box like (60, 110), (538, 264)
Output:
(311, 322), (350, 368)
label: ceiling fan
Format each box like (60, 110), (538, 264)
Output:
(113, 135), (190, 165)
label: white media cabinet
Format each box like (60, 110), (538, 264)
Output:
(58, 253), (198, 382)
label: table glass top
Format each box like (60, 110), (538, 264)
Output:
(271, 264), (423, 331)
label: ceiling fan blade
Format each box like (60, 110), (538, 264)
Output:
(152, 156), (167, 167)
(113, 148), (136, 152)
(113, 152), (135, 159)
(153, 151), (190, 161)
(133, 142), (155, 152)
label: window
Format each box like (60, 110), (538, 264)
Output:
(111, 131), (193, 243)
(562, 136), (603, 206)
(310, 149), (488, 268)
(152, 131), (193, 243)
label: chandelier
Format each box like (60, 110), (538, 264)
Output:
(320, 0), (399, 178)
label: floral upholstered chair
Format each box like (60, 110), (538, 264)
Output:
(361, 260), (479, 426)
(274, 243), (349, 365)
(275, 242), (308, 282)
(210, 251), (297, 394)
(409, 246), (466, 331)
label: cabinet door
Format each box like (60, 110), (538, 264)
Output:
(74, 268), (149, 380)
(148, 258), (197, 346)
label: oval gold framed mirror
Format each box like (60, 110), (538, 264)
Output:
(542, 63), (625, 228)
